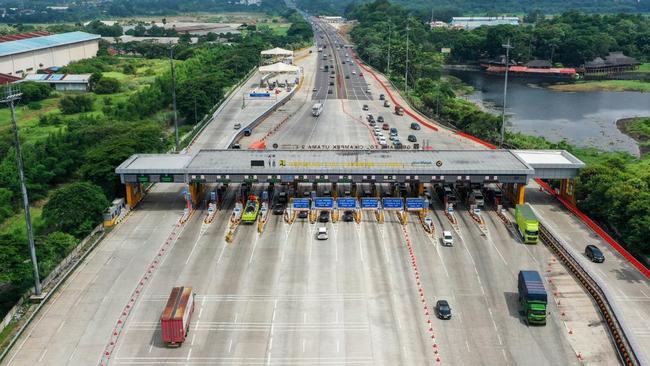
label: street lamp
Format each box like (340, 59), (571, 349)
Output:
(170, 46), (179, 152)
(500, 38), (513, 148)
(1, 85), (42, 297)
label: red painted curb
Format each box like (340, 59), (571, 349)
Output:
(353, 52), (649, 279)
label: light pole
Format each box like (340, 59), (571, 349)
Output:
(404, 19), (410, 95)
(500, 38), (513, 148)
(1, 85), (42, 296)
(387, 22), (391, 76)
(170, 46), (179, 152)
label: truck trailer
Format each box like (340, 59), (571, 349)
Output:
(515, 204), (539, 244)
(161, 286), (195, 346)
(518, 270), (547, 325)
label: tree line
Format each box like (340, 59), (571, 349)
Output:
(346, 0), (649, 263)
(0, 18), (313, 317)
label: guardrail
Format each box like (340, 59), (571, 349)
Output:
(227, 79), (301, 148)
(538, 220), (641, 366)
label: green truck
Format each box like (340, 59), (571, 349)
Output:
(518, 270), (548, 325)
(515, 204), (539, 244)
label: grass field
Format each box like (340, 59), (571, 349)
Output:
(549, 79), (650, 93)
(263, 23), (291, 36)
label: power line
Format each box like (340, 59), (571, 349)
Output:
(1, 85), (42, 296)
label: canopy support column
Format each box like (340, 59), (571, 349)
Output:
(125, 183), (144, 208)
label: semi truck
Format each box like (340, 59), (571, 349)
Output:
(518, 271), (547, 325)
(515, 203), (539, 244)
(161, 286), (195, 346)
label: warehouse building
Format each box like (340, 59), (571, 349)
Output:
(0, 31), (100, 76)
(20, 73), (92, 91)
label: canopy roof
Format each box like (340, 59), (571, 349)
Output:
(261, 47), (293, 56)
(258, 62), (300, 74)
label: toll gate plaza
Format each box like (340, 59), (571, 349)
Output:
(116, 149), (584, 208)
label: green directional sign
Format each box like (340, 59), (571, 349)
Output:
(160, 175), (174, 183)
(137, 175), (150, 183)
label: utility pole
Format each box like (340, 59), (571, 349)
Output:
(170, 46), (179, 152)
(404, 19), (410, 95)
(1, 85), (42, 297)
(500, 38), (513, 148)
(387, 22), (391, 76)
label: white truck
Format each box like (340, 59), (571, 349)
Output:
(312, 103), (323, 117)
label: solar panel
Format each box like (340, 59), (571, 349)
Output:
(48, 74), (65, 81)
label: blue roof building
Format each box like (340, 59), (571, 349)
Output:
(0, 31), (100, 76)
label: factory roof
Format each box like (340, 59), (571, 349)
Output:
(0, 31), (100, 57)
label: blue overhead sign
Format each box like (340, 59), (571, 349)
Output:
(382, 197), (404, 210)
(337, 197), (356, 209)
(313, 197), (334, 209)
(361, 198), (379, 209)
(293, 198), (310, 210)
(249, 92), (271, 97)
(406, 198), (425, 210)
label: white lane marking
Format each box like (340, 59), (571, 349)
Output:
(190, 333), (196, 346)
(228, 339), (233, 353)
(380, 225), (390, 264)
(302, 338), (306, 353)
(148, 339), (154, 353)
(502, 348), (510, 365)
(186, 348), (192, 361)
(56, 320), (66, 334)
(465, 340), (471, 353)
(249, 232), (261, 264)
(216, 241), (227, 264)
(185, 233), (203, 265)
(198, 307), (204, 319)
(337, 339), (340, 353)
(639, 288), (649, 298)
(303, 312), (307, 324)
(487, 305), (503, 345)
(37, 349), (48, 363)
(234, 312), (238, 323)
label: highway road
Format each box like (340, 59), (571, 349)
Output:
(3, 14), (646, 366)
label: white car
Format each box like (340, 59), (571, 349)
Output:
(442, 231), (453, 246)
(352, 70), (356, 74)
(234, 123), (241, 129)
(317, 227), (329, 240)
(379, 138), (387, 146)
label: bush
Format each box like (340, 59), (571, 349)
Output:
(94, 77), (121, 94)
(42, 182), (108, 238)
(27, 101), (42, 110)
(19, 82), (51, 103)
(59, 94), (94, 114)
(123, 63), (136, 75)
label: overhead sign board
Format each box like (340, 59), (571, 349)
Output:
(313, 197), (334, 209)
(337, 197), (356, 209)
(249, 92), (271, 97)
(361, 198), (379, 209)
(382, 197), (404, 210)
(406, 198), (425, 211)
(292, 198), (310, 210)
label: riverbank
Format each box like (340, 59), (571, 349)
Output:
(617, 117), (650, 157)
(549, 80), (650, 93)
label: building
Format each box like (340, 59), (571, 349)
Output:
(20, 73), (92, 91)
(525, 60), (552, 68)
(584, 52), (640, 74)
(450, 17), (520, 30)
(319, 16), (344, 24)
(429, 21), (448, 28)
(102, 35), (199, 44)
(0, 31), (100, 76)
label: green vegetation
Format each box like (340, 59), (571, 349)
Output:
(549, 80), (650, 93)
(617, 117), (650, 157)
(297, 0), (650, 15)
(347, 0), (649, 263)
(428, 12), (650, 67)
(0, 10), (313, 318)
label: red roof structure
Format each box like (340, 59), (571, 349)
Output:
(0, 31), (51, 43)
(0, 73), (21, 84)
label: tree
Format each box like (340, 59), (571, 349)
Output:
(94, 77), (121, 94)
(42, 182), (108, 238)
(18, 82), (51, 103)
(59, 95), (94, 114)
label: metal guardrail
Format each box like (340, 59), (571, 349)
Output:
(538, 223), (640, 366)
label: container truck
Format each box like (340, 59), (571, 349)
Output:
(518, 271), (547, 325)
(515, 204), (539, 244)
(161, 286), (195, 346)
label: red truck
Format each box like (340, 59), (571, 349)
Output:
(161, 286), (195, 346)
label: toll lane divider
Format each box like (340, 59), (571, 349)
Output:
(358, 50), (649, 279)
(400, 225), (443, 363)
(99, 209), (194, 366)
(537, 218), (641, 366)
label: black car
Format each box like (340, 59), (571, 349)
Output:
(272, 203), (284, 215)
(410, 122), (421, 130)
(342, 210), (354, 222)
(231, 143), (241, 149)
(328, 89), (333, 94)
(298, 211), (308, 219)
(585, 245), (605, 263)
(379, 94), (385, 100)
(243, 128), (252, 136)
(407, 134), (417, 142)
(362, 104), (369, 111)
(345, 75), (350, 79)
(436, 300), (452, 319)
(318, 211), (330, 222)
(329, 81), (334, 85)
(377, 116), (384, 123)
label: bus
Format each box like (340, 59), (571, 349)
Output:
(312, 103), (323, 117)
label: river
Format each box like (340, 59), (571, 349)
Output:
(449, 71), (650, 156)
